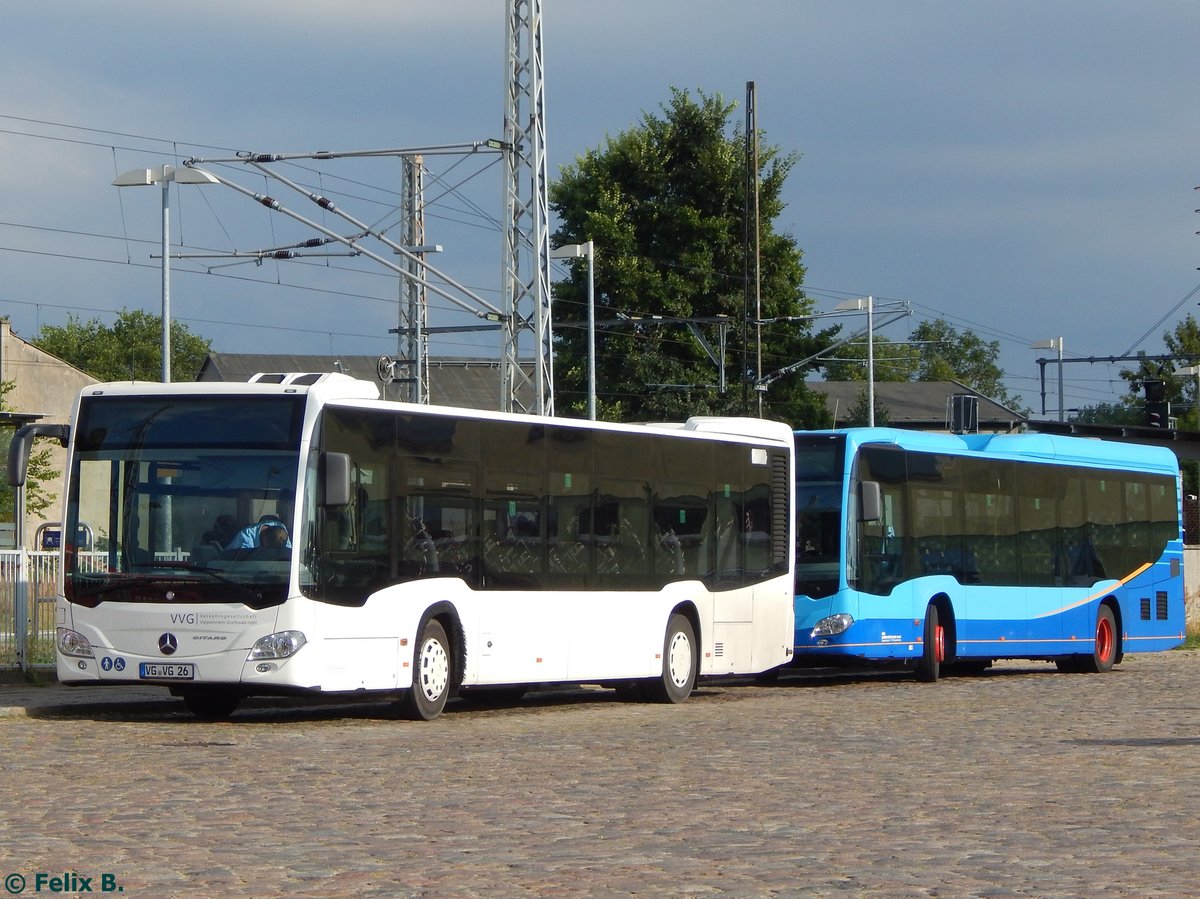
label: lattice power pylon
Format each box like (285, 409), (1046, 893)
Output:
(396, 155), (429, 405)
(179, 5), (553, 414)
(501, 0), (554, 415)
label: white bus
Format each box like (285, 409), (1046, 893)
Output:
(10, 373), (795, 719)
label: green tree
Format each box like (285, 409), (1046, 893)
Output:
(1083, 317), (1200, 427)
(549, 88), (833, 425)
(910, 318), (1024, 411)
(0, 382), (57, 520)
(1072, 316), (1200, 496)
(821, 318), (1025, 421)
(1070, 401), (1143, 426)
(33, 309), (211, 382)
(843, 387), (891, 428)
(820, 335), (919, 383)
(1110, 315), (1200, 429)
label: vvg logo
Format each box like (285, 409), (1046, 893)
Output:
(169, 612), (196, 625)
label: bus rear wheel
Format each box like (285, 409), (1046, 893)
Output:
(1056, 606), (1119, 673)
(1082, 605), (1118, 674)
(915, 605), (944, 683)
(399, 618), (452, 721)
(642, 613), (698, 704)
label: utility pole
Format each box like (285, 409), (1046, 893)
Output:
(744, 81), (762, 417)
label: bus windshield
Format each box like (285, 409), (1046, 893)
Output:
(63, 394), (305, 609)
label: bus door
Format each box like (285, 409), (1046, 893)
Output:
(476, 463), (568, 684)
(971, 476), (1029, 648)
(854, 446), (923, 650)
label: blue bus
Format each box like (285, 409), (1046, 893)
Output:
(793, 428), (1184, 679)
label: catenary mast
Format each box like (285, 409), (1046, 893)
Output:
(501, 0), (554, 415)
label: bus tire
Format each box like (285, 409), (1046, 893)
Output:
(1081, 604), (1118, 674)
(916, 605), (943, 683)
(643, 613), (698, 704)
(180, 690), (240, 720)
(399, 618), (452, 721)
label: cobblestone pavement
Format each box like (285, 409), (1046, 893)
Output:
(2, 653), (1199, 897)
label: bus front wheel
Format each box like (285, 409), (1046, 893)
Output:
(399, 618), (452, 721)
(643, 613), (698, 704)
(916, 605), (944, 683)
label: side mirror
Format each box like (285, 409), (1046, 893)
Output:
(7, 424), (69, 487)
(858, 480), (882, 523)
(322, 452), (352, 507)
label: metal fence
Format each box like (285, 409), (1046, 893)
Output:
(1, 550), (192, 669)
(0, 550), (61, 669)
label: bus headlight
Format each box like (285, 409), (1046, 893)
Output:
(248, 631), (307, 660)
(811, 613), (854, 637)
(57, 627), (95, 658)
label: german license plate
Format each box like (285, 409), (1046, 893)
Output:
(139, 662), (195, 680)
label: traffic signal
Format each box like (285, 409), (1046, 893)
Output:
(1144, 379), (1169, 427)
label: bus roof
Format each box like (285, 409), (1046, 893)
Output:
(81, 372), (380, 403)
(80, 375), (794, 449)
(799, 426), (1179, 474)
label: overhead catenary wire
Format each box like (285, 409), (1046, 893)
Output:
(1121, 281), (1200, 357)
(4, 112), (1188, 407)
(0, 117), (1032, 372)
(0, 123), (516, 346)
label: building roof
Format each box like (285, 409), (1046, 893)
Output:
(196, 353), (525, 411)
(805, 380), (1025, 432)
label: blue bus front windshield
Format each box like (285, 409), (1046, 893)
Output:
(63, 395), (305, 609)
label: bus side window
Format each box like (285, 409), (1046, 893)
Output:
(546, 489), (589, 580)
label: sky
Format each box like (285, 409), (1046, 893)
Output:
(2, 0), (1199, 419)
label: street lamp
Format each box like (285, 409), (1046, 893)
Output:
(1030, 337), (1065, 422)
(550, 241), (596, 420)
(1179, 365), (1200, 426)
(113, 164), (219, 382)
(835, 296), (875, 426)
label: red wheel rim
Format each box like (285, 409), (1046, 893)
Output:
(935, 624), (945, 663)
(1096, 614), (1114, 663)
